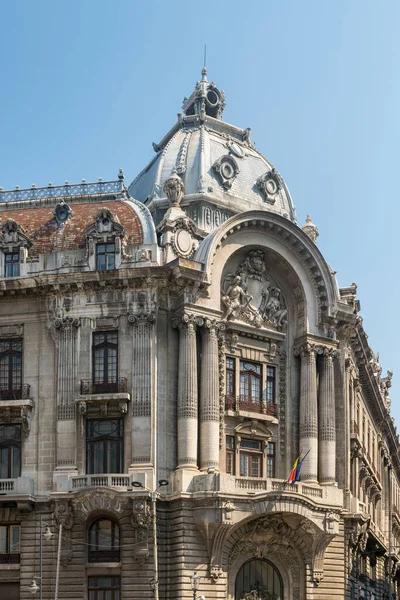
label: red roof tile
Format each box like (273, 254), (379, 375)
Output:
(0, 201), (143, 256)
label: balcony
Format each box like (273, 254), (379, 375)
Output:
(80, 378), (127, 395)
(225, 395), (277, 417)
(77, 378), (130, 416)
(0, 476), (34, 496)
(53, 473), (133, 493)
(0, 384), (30, 401)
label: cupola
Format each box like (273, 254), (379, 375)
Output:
(182, 67), (225, 120)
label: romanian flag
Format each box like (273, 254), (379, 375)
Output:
(287, 449), (310, 485)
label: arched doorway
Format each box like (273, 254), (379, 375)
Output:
(235, 558), (283, 600)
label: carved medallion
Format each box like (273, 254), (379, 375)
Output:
(212, 155), (240, 190)
(256, 169), (283, 204)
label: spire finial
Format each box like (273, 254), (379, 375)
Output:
(202, 45), (208, 81)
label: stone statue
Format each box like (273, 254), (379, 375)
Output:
(163, 172), (185, 207)
(260, 287), (287, 330)
(221, 275), (253, 321)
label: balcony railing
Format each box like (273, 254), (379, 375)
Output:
(0, 553), (20, 564)
(0, 384), (30, 401)
(88, 550), (120, 563)
(0, 178), (125, 203)
(70, 474), (131, 490)
(225, 395), (277, 416)
(80, 378), (127, 395)
(0, 477), (34, 495)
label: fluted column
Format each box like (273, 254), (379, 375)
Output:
(174, 314), (202, 469)
(294, 343), (318, 482)
(318, 347), (337, 484)
(128, 311), (156, 467)
(200, 319), (220, 471)
(53, 315), (80, 470)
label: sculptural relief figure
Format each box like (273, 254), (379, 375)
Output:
(221, 275), (253, 321)
(221, 249), (287, 331)
(260, 287), (288, 330)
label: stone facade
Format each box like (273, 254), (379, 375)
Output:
(0, 70), (399, 600)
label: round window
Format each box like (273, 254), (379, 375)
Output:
(265, 178), (278, 195)
(207, 90), (219, 106)
(221, 161), (234, 179)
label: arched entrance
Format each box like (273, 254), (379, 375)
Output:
(235, 558), (283, 600)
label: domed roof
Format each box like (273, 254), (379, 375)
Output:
(128, 70), (297, 234)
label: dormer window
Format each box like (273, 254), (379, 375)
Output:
(96, 243), (115, 271)
(85, 208), (127, 272)
(0, 219), (32, 279)
(4, 253), (19, 278)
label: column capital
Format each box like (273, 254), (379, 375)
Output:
(316, 345), (340, 360)
(293, 342), (316, 358)
(172, 313), (204, 331)
(128, 311), (156, 325)
(54, 315), (80, 329)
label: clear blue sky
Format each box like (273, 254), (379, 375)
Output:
(1, 1), (399, 423)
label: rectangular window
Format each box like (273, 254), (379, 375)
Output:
(0, 525), (20, 563)
(0, 340), (22, 400)
(226, 357), (236, 399)
(239, 439), (262, 478)
(86, 419), (123, 475)
(92, 332), (118, 393)
(266, 367), (276, 403)
(267, 442), (275, 478)
(226, 435), (235, 475)
(0, 425), (21, 479)
(96, 243), (115, 271)
(240, 361), (262, 404)
(4, 253), (19, 278)
(88, 576), (120, 600)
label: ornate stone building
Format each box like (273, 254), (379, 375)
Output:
(0, 68), (399, 600)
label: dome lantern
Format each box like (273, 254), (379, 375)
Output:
(182, 68), (225, 121)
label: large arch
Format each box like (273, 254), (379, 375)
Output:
(195, 210), (338, 336)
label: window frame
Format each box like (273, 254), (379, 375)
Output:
(0, 424), (21, 479)
(96, 242), (116, 271)
(88, 576), (120, 600)
(86, 418), (124, 475)
(0, 339), (23, 400)
(88, 519), (120, 563)
(0, 524), (20, 564)
(92, 331), (118, 392)
(226, 435), (235, 475)
(239, 360), (262, 404)
(239, 438), (263, 478)
(266, 441), (276, 478)
(4, 253), (19, 278)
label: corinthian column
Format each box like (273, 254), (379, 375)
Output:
(200, 319), (220, 471)
(294, 343), (318, 482)
(318, 347), (337, 484)
(174, 314), (202, 470)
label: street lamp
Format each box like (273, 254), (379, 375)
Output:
(190, 571), (205, 600)
(131, 479), (169, 600)
(29, 517), (54, 598)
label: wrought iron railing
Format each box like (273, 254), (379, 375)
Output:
(0, 553), (20, 564)
(225, 395), (277, 416)
(88, 549), (120, 563)
(0, 384), (30, 401)
(0, 177), (125, 203)
(80, 378), (127, 395)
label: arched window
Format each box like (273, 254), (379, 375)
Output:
(235, 558), (283, 600)
(88, 519), (120, 563)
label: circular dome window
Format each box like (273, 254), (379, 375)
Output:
(265, 179), (278, 195)
(221, 162), (235, 179)
(206, 89), (219, 106)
